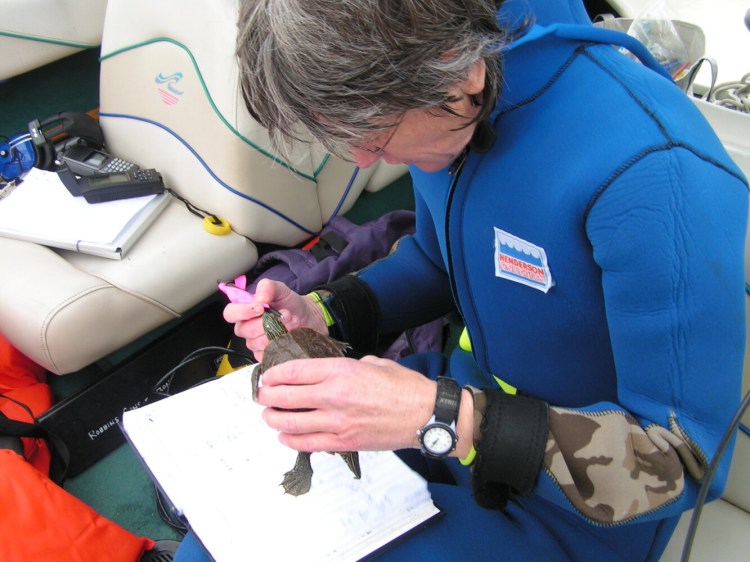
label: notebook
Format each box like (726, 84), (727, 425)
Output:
(0, 167), (169, 259)
(121, 365), (442, 562)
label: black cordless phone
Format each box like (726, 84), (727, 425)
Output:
(57, 165), (165, 203)
(59, 145), (138, 176)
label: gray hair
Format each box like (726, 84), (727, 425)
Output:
(236, 0), (514, 158)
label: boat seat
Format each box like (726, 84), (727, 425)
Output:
(0, 0), (405, 375)
(0, 0), (108, 81)
(661, 432), (750, 561)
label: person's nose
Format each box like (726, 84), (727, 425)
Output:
(349, 148), (381, 169)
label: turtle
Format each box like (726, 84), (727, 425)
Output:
(251, 311), (360, 496)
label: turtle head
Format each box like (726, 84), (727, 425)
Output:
(262, 311), (288, 340)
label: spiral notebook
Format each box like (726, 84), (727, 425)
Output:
(121, 365), (442, 562)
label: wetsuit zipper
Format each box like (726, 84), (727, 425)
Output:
(444, 149), (469, 324)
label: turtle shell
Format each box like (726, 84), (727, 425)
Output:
(252, 316), (360, 494)
(261, 327), (348, 371)
(252, 313), (350, 400)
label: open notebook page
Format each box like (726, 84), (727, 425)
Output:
(122, 365), (441, 562)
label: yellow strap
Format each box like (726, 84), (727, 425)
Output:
(458, 445), (477, 466)
(454, 329), (516, 469)
(308, 291), (335, 327)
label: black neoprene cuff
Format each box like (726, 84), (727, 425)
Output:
(315, 275), (380, 354)
(472, 390), (549, 510)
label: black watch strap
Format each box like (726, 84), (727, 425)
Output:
(434, 377), (461, 425)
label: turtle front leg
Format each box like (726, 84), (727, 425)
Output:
(281, 451), (314, 496)
(251, 366), (263, 401)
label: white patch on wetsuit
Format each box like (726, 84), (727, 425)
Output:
(493, 228), (553, 293)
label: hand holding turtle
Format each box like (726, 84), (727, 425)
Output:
(257, 354), (469, 455)
(224, 278), (330, 361)
(254, 311), (358, 495)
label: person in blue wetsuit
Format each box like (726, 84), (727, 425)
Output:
(174, 0), (748, 560)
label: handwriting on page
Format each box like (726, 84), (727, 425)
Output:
(122, 366), (438, 562)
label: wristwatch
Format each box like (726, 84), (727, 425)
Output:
(417, 376), (461, 458)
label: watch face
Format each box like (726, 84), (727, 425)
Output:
(421, 425), (455, 456)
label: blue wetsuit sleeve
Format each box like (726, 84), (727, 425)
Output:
(357, 186), (456, 335)
(534, 147), (747, 524)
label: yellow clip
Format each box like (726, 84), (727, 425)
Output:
(202, 216), (231, 235)
(458, 326), (472, 352)
(459, 327), (517, 394)
(493, 375), (517, 395)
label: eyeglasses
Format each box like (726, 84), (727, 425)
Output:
(349, 117), (402, 156)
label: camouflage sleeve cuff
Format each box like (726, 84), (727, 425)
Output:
(543, 407), (694, 524)
(472, 389), (549, 510)
(315, 274), (380, 354)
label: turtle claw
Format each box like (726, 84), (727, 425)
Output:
(281, 452), (313, 496)
(339, 452), (361, 479)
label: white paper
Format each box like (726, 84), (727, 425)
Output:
(122, 366), (440, 562)
(0, 167), (157, 243)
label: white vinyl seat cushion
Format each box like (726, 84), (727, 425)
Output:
(0, 200), (256, 374)
(661, 431), (750, 561)
(0, 0), (107, 81)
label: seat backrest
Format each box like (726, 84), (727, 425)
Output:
(97, 0), (596, 246)
(0, 0), (107, 80)
(98, 0), (405, 247)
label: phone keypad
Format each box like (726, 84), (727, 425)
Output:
(134, 169), (158, 181)
(101, 158), (136, 173)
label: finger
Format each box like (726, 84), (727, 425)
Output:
(230, 320), (267, 361)
(254, 277), (276, 299)
(277, 431), (352, 453)
(233, 317), (266, 342)
(255, 278), (290, 307)
(276, 309), (298, 329)
(255, 367), (330, 410)
(223, 302), (265, 323)
(259, 357), (357, 393)
(238, 332), (268, 357)
(262, 406), (342, 436)
(256, 357), (362, 413)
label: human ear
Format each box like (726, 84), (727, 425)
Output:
(462, 59), (486, 96)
